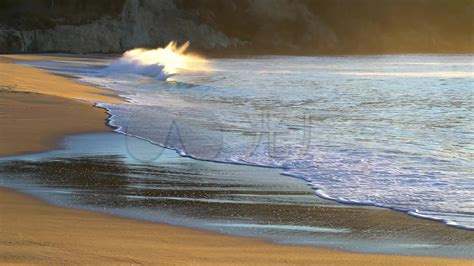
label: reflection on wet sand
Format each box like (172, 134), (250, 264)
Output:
(0, 133), (472, 258)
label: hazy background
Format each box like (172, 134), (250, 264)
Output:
(0, 0), (472, 54)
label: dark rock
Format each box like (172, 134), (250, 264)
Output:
(0, 0), (472, 55)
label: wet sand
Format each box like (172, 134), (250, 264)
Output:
(2, 188), (472, 265)
(0, 54), (472, 265)
(1, 132), (473, 259)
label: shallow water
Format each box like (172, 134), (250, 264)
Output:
(20, 55), (474, 230)
(1, 133), (473, 258)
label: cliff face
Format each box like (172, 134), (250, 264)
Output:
(178, 0), (474, 54)
(0, 0), (472, 55)
(0, 0), (236, 53)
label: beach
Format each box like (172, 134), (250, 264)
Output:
(0, 55), (119, 157)
(3, 187), (471, 265)
(0, 55), (472, 265)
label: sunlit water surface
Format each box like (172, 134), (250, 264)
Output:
(20, 54), (474, 229)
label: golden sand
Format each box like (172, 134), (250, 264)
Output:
(0, 55), (120, 103)
(0, 55), (120, 156)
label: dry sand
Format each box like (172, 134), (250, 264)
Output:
(0, 55), (120, 103)
(0, 55), (472, 265)
(0, 90), (111, 157)
(0, 55), (120, 156)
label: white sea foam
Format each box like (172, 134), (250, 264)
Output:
(104, 57), (171, 80)
(101, 41), (210, 80)
(207, 223), (351, 233)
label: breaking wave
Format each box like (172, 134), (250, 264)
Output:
(103, 41), (209, 80)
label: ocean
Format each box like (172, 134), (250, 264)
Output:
(20, 54), (474, 230)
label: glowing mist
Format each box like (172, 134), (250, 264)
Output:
(106, 41), (210, 80)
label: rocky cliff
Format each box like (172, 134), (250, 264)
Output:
(0, 0), (237, 53)
(0, 0), (472, 55)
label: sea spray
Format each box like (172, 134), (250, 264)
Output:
(104, 41), (210, 80)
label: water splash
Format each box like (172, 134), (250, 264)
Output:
(105, 41), (209, 80)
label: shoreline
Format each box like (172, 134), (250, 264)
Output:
(0, 54), (472, 264)
(0, 55), (121, 157)
(2, 131), (473, 259)
(2, 187), (471, 265)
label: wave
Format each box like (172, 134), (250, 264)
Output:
(104, 57), (171, 80)
(102, 41), (209, 80)
(97, 94), (474, 232)
(26, 54), (474, 232)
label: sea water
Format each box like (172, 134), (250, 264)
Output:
(20, 54), (474, 229)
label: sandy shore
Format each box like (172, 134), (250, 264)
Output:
(0, 55), (120, 156)
(0, 55), (120, 103)
(0, 55), (472, 265)
(2, 188), (472, 265)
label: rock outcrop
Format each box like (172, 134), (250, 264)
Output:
(0, 0), (472, 55)
(0, 0), (236, 54)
